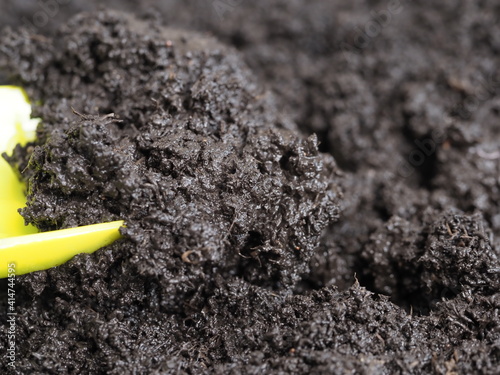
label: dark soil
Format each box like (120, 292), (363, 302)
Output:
(0, 1), (499, 374)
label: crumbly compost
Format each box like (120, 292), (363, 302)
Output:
(0, 1), (500, 374)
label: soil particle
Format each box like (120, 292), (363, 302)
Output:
(361, 210), (500, 312)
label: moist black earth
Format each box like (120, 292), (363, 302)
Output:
(0, 1), (499, 374)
